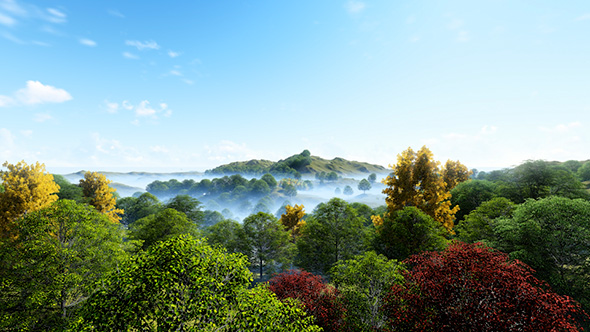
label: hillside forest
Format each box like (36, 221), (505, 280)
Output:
(1, 146), (590, 331)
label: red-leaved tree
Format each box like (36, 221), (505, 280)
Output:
(382, 241), (588, 332)
(268, 269), (345, 332)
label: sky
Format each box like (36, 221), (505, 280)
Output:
(1, 0), (590, 173)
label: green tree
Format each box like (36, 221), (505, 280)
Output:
(357, 179), (371, 193)
(242, 212), (295, 280)
(368, 173), (377, 184)
(79, 171), (122, 223)
(0, 200), (127, 331)
(261, 173), (278, 189)
(450, 179), (496, 221)
(577, 161), (590, 181)
(76, 235), (320, 331)
(283, 183), (297, 198)
(0, 161), (60, 236)
(373, 206), (447, 261)
(455, 197), (515, 245)
(53, 175), (84, 203)
(326, 171), (338, 182)
(116, 192), (161, 226)
(296, 198), (367, 276)
(330, 251), (404, 331)
(343, 185), (353, 195)
(165, 194), (204, 225)
(129, 208), (201, 251)
(493, 196), (590, 312)
(204, 219), (246, 254)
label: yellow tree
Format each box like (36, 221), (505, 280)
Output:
(382, 146), (459, 233)
(442, 160), (472, 190)
(79, 171), (122, 223)
(0, 161), (60, 236)
(280, 204), (306, 239)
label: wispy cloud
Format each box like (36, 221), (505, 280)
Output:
(0, 80), (72, 107)
(448, 18), (470, 42)
(104, 100), (119, 113)
(33, 113), (52, 122)
(168, 50), (181, 58)
(0, 12), (16, 26)
(125, 40), (160, 50)
(79, 38), (96, 47)
(539, 122), (582, 133)
(575, 13), (590, 21)
(46, 8), (66, 23)
(345, 1), (365, 14)
(108, 9), (124, 18)
(169, 69), (182, 76)
(106, 99), (172, 123)
(122, 51), (139, 59)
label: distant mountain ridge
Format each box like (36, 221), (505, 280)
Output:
(205, 150), (388, 177)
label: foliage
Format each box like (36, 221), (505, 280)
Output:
(53, 174), (84, 202)
(116, 192), (161, 226)
(382, 241), (588, 332)
(357, 178), (371, 193)
(454, 197), (515, 245)
(79, 171), (122, 223)
(578, 161), (590, 181)
(204, 219), (246, 254)
(296, 198), (367, 275)
(493, 196), (590, 313)
(330, 251), (403, 331)
(450, 179), (496, 221)
(0, 161), (60, 236)
(0, 200), (127, 331)
(242, 212), (296, 280)
(382, 146), (463, 233)
(164, 194), (204, 225)
(261, 173), (278, 189)
(441, 159), (472, 190)
(280, 204), (306, 239)
(129, 208), (201, 251)
(368, 173), (377, 184)
(268, 269), (346, 332)
(343, 185), (353, 195)
(373, 206), (448, 260)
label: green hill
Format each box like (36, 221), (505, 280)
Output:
(206, 150), (387, 177)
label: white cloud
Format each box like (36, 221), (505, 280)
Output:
(33, 113), (52, 122)
(457, 30), (470, 42)
(575, 13), (590, 21)
(121, 100), (133, 110)
(20, 129), (33, 137)
(91, 133), (144, 163)
(135, 100), (157, 117)
(0, 128), (14, 146)
(122, 51), (139, 59)
(46, 8), (66, 23)
(480, 125), (498, 135)
(104, 100), (119, 113)
(0, 95), (14, 107)
(15, 80), (72, 105)
(169, 69), (182, 76)
(108, 9), (124, 18)
(0, 12), (16, 26)
(205, 140), (261, 162)
(0, 81), (72, 107)
(125, 40), (160, 50)
(345, 1), (365, 14)
(182, 79), (194, 85)
(150, 145), (169, 153)
(539, 122), (582, 133)
(79, 38), (96, 47)
(448, 18), (463, 30)
(168, 50), (180, 58)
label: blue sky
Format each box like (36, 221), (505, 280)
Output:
(1, 0), (589, 173)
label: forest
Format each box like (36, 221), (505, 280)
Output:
(1, 146), (590, 331)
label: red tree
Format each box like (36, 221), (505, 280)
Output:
(268, 269), (345, 332)
(382, 241), (588, 332)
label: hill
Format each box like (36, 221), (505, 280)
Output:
(205, 150), (388, 178)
